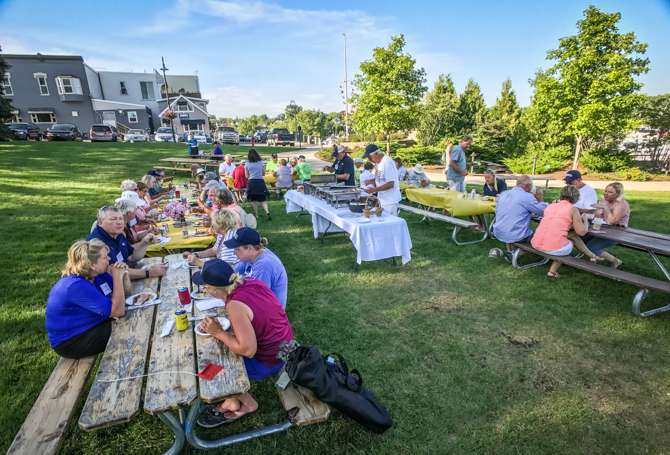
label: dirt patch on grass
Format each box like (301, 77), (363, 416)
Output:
(498, 330), (540, 349)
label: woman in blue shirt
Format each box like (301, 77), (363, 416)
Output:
(46, 239), (130, 359)
(187, 134), (200, 155)
(481, 169), (508, 197)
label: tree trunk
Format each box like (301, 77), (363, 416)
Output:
(386, 134), (391, 156)
(572, 135), (583, 170)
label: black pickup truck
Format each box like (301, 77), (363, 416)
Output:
(267, 128), (295, 146)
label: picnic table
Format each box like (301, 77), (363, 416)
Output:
(146, 218), (216, 257)
(404, 187), (497, 217)
(284, 190), (412, 269)
(264, 173), (300, 187)
(156, 157), (221, 174)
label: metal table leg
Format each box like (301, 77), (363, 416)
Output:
(184, 398), (293, 450)
(649, 251), (670, 282)
(451, 225), (489, 245)
(511, 248), (550, 269)
(158, 411), (186, 455)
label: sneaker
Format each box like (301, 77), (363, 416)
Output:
(504, 252), (513, 264)
(196, 405), (237, 429)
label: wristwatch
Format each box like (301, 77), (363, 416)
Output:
(145, 269), (149, 278)
(194, 252), (200, 259)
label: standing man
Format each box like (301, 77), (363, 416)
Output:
(295, 155), (312, 181)
(218, 154), (236, 180)
(353, 157), (363, 186)
(361, 144), (401, 215)
(563, 170), (597, 219)
(322, 145), (355, 187)
(446, 135), (473, 192)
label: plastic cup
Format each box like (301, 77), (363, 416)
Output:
(593, 218), (603, 230)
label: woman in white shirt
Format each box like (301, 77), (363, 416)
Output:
(183, 208), (239, 267)
(359, 162), (376, 191)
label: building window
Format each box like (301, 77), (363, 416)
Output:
(31, 113), (57, 123)
(1, 73), (13, 96)
(72, 111), (79, 117)
(184, 123), (202, 132)
(195, 102), (206, 111)
(55, 76), (83, 95)
(140, 81), (155, 100)
(11, 111), (22, 123)
(120, 81), (128, 95)
(176, 103), (192, 112)
(128, 111), (138, 123)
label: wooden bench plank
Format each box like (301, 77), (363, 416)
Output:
(7, 356), (97, 455)
(399, 204), (477, 227)
(513, 242), (670, 294)
(144, 254), (198, 415)
(78, 257), (163, 431)
(274, 367), (329, 427)
(154, 166), (192, 172)
(191, 283), (250, 404)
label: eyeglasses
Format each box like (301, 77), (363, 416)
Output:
(484, 170), (494, 175)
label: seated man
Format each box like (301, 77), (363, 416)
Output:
(148, 169), (172, 194)
(265, 153), (279, 175)
(209, 141), (224, 159)
(198, 171), (225, 211)
(87, 205), (166, 280)
(405, 164), (430, 187)
(218, 154), (236, 180)
(491, 175), (547, 262)
(295, 155), (312, 182)
(232, 160), (248, 202)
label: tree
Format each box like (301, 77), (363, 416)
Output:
(638, 94), (670, 172)
(455, 79), (486, 135)
(208, 115), (217, 133)
(284, 103), (303, 131)
(530, 5), (650, 169)
(480, 78), (521, 155)
(351, 35), (427, 153)
(416, 74), (459, 146)
(0, 50), (14, 141)
(297, 110), (327, 137)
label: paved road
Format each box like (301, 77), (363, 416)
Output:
(269, 145), (670, 192)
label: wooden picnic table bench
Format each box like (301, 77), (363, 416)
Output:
(158, 158), (220, 174)
(9, 254), (328, 455)
(496, 174), (556, 188)
(511, 241), (670, 318)
(398, 203), (488, 245)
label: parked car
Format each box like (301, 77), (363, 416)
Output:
(267, 128), (295, 146)
(124, 129), (150, 142)
(6, 123), (41, 140)
(246, 135), (254, 142)
(239, 133), (249, 143)
(254, 131), (267, 143)
(183, 131), (208, 144)
(155, 127), (176, 142)
(90, 124), (121, 142)
(46, 124), (84, 142)
(216, 126), (239, 145)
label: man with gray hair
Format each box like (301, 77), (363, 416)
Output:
(492, 174), (547, 262)
(218, 154), (236, 179)
(87, 206), (166, 279)
(446, 135), (474, 192)
(361, 144), (401, 215)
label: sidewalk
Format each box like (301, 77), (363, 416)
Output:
(278, 146), (670, 192)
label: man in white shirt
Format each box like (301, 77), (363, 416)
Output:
(361, 144), (401, 215)
(564, 170), (597, 219)
(218, 155), (236, 179)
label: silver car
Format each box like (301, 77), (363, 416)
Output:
(90, 124), (121, 142)
(154, 127), (176, 142)
(216, 126), (239, 145)
(124, 129), (149, 142)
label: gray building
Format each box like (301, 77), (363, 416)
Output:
(157, 94), (211, 139)
(2, 54), (97, 135)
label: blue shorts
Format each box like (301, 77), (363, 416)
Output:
(243, 356), (284, 380)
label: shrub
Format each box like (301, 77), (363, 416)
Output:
(390, 133), (405, 141)
(503, 144), (572, 174)
(614, 167), (652, 181)
(581, 147), (633, 172)
(372, 142), (406, 155)
(345, 134), (359, 142)
(394, 146), (442, 165)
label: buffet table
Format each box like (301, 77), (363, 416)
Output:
(284, 190), (413, 265)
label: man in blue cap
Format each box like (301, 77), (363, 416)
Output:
(563, 170), (597, 219)
(224, 228), (288, 309)
(322, 145), (355, 186)
(361, 144), (401, 215)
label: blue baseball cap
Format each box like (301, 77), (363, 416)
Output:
(564, 170), (582, 183)
(362, 144), (380, 159)
(192, 259), (235, 286)
(223, 227), (261, 249)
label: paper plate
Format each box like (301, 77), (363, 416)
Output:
(357, 218), (372, 223)
(195, 317), (231, 336)
(125, 292), (158, 306)
(191, 290), (213, 300)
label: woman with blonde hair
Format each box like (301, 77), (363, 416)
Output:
(46, 239), (131, 358)
(193, 259), (293, 428)
(480, 169), (508, 197)
(531, 185), (604, 278)
(141, 175), (164, 202)
(275, 158), (293, 191)
(183, 208), (239, 267)
(585, 182), (630, 268)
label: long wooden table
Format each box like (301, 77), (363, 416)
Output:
(75, 254), (300, 454)
(158, 157), (221, 172)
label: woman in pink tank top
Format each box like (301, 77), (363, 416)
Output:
(191, 259), (293, 429)
(531, 185), (604, 278)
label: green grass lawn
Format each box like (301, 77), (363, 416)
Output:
(2, 141), (670, 454)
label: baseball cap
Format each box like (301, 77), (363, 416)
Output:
(203, 171), (217, 182)
(298, 155), (306, 160)
(223, 227), (261, 249)
(354, 157), (363, 163)
(115, 191), (146, 207)
(192, 259), (235, 286)
(564, 170), (582, 183)
(362, 144), (381, 159)
(331, 145), (345, 157)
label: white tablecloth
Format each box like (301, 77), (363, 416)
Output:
(285, 190), (413, 264)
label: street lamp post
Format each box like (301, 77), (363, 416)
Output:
(289, 100), (298, 144)
(160, 57), (176, 143)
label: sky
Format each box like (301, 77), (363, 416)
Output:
(1, 0), (669, 119)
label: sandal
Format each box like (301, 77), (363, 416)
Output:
(547, 272), (561, 278)
(197, 405), (239, 428)
(609, 258), (623, 269)
(589, 255), (605, 263)
(266, 214), (272, 221)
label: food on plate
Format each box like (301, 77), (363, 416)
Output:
(194, 221), (203, 226)
(195, 229), (207, 235)
(133, 293), (153, 305)
(195, 290), (211, 299)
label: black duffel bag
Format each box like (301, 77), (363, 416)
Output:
(284, 344), (392, 434)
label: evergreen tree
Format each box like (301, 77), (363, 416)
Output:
(416, 74), (459, 146)
(480, 78), (521, 155)
(0, 50), (14, 141)
(455, 79), (486, 135)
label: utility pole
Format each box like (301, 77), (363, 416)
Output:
(160, 57), (176, 143)
(342, 34), (349, 142)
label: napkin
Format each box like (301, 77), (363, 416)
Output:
(171, 261), (190, 269)
(196, 363), (224, 381)
(157, 237), (172, 243)
(160, 319), (175, 338)
(195, 298), (226, 311)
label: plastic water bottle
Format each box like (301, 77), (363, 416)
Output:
(471, 188), (476, 199)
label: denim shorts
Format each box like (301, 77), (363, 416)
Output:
(243, 356), (284, 380)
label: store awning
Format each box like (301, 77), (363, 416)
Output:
(28, 108), (55, 113)
(180, 119), (206, 125)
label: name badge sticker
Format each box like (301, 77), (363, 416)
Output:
(116, 252), (124, 263)
(129, 218), (137, 227)
(100, 283), (112, 295)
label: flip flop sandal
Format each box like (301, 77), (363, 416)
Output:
(196, 405), (239, 428)
(547, 272), (561, 278)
